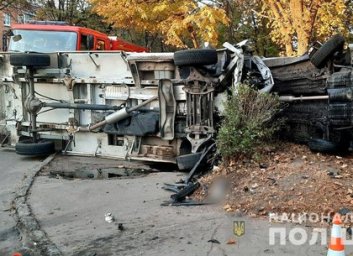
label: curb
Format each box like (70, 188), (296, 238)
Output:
(11, 153), (62, 256)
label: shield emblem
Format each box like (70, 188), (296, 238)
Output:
(233, 221), (245, 237)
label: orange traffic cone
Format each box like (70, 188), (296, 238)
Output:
(327, 213), (345, 256)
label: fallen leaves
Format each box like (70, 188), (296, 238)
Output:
(223, 204), (233, 212)
(196, 142), (353, 217)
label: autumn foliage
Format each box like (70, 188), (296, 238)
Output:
(262, 0), (353, 55)
(88, 0), (353, 55)
(90, 0), (229, 48)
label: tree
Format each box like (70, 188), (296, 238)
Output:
(36, 0), (111, 33)
(0, 0), (30, 11)
(262, 0), (352, 56)
(218, 0), (280, 56)
(90, 0), (229, 48)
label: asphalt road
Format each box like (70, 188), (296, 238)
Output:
(0, 148), (45, 255)
(1, 152), (351, 255)
(28, 155), (331, 256)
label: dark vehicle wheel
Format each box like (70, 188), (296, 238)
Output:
(310, 34), (345, 68)
(15, 139), (55, 156)
(174, 49), (218, 66)
(308, 138), (340, 153)
(10, 53), (51, 67)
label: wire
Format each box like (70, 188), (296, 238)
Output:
(35, 91), (68, 103)
(37, 108), (55, 115)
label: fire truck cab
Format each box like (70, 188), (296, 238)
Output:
(8, 21), (148, 52)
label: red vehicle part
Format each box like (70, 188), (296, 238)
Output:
(110, 37), (148, 52)
(9, 23), (148, 52)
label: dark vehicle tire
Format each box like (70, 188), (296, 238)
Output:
(308, 138), (340, 153)
(174, 49), (218, 66)
(310, 34), (345, 68)
(15, 139), (55, 156)
(10, 53), (50, 67)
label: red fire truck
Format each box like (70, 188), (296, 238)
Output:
(7, 21), (149, 52)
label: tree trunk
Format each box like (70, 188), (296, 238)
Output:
(297, 32), (310, 55)
(187, 25), (199, 48)
(282, 29), (295, 56)
(285, 42), (294, 56)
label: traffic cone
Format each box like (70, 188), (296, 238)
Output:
(327, 213), (345, 256)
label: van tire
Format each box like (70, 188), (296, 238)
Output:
(310, 35), (345, 68)
(10, 53), (51, 67)
(16, 139), (55, 156)
(174, 49), (218, 66)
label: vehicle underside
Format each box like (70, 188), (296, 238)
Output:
(0, 35), (352, 169)
(267, 35), (353, 153)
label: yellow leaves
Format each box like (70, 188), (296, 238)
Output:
(90, 0), (228, 48)
(262, 0), (350, 55)
(316, 0), (348, 38)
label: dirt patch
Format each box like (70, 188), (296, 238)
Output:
(41, 155), (155, 180)
(196, 142), (353, 217)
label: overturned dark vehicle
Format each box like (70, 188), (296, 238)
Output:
(0, 34), (351, 171)
(266, 35), (352, 153)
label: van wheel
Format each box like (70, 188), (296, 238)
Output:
(10, 53), (51, 67)
(174, 49), (218, 66)
(310, 34), (345, 68)
(15, 139), (55, 156)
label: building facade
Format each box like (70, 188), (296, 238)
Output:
(0, 9), (35, 50)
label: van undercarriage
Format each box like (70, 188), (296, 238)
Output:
(1, 36), (353, 167)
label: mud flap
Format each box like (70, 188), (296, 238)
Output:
(158, 79), (176, 140)
(176, 152), (202, 171)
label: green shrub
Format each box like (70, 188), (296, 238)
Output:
(216, 84), (281, 159)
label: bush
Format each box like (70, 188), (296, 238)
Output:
(216, 84), (281, 159)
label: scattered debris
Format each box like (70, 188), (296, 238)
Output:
(208, 239), (220, 244)
(226, 238), (237, 245)
(251, 183), (259, 189)
(104, 213), (114, 223)
(118, 223), (125, 231)
(161, 143), (217, 206)
(338, 208), (351, 215)
(259, 163), (268, 169)
(170, 182), (200, 202)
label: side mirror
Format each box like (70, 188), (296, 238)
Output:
(87, 35), (94, 50)
(12, 34), (22, 42)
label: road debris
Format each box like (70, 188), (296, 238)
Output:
(161, 143), (217, 206)
(226, 238), (237, 245)
(208, 239), (220, 244)
(104, 213), (114, 223)
(118, 223), (125, 231)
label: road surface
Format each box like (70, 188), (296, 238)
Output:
(1, 151), (350, 255)
(0, 148), (45, 255)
